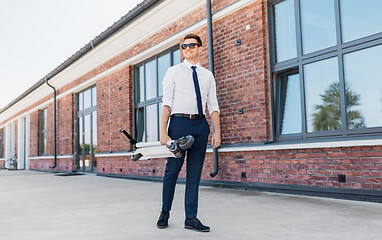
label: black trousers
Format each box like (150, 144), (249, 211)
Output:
(161, 115), (210, 219)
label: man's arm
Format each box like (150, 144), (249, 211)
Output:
(210, 111), (221, 148)
(160, 105), (172, 145)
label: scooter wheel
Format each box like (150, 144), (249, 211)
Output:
(177, 135), (194, 150)
(131, 153), (143, 161)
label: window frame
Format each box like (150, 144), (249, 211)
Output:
(268, 0), (382, 141)
(134, 46), (181, 142)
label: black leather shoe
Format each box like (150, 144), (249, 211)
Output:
(157, 211), (169, 229)
(184, 218), (210, 232)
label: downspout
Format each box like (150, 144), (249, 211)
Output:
(44, 77), (57, 169)
(206, 0), (219, 178)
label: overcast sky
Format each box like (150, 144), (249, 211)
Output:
(0, 0), (143, 110)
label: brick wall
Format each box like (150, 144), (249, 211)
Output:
(97, 65), (133, 153)
(57, 94), (74, 155)
(30, 157), (73, 172)
(29, 111), (39, 157)
(203, 146), (382, 190)
(213, 1), (269, 144)
(2, 0), (381, 193)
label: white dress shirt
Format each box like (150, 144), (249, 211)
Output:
(162, 59), (220, 115)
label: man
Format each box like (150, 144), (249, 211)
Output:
(157, 33), (221, 232)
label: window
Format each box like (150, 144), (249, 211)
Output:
(269, 0), (382, 140)
(135, 47), (181, 142)
(39, 108), (48, 155)
(77, 86), (97, 172)
(0, 128), (4, 158)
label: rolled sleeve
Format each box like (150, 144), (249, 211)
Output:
(207, 73), (220, 114)
(162, 67), (174, 109)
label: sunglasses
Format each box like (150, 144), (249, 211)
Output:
(180, 43), (201, 50)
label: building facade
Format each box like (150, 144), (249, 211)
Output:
(1, 0), (381, 202)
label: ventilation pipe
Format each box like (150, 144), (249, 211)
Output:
(44, 77), (57, 169)
(206, 0), (219, 178)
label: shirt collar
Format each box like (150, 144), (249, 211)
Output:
(183, 59), (200, 70)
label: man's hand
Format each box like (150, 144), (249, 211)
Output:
(211, 132), (221, 149)
(160, 133), (172, 145)
(160, 105), (172, 145)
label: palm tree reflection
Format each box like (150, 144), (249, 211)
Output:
(312, 82), (365, 131)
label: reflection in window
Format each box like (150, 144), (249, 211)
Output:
(83, 88), (91, 109)
(172, 49), (181, 65)
(300, 0), (336, 54)
(344, 44), (382, 129)
(137, 65), (145, 102)
(145, 59), (157, 100)
(274, 0), (297, 62)
(146, 104), (158, 142)
(92, 87), (97, 107)
(278, 73), (301, 134)
(136, 108), (145, 142)
(158, 53), (171, 96)
(79, 92), (83, 111)
(340, 0), (382, 43)
(304, 57), (341, 132)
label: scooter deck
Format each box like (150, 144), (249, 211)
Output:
(133, 145), (176, 160)
(120, 129), (194, 161)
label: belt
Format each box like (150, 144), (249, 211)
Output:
(171, 113), (205, 119)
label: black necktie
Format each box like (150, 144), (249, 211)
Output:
(191, 66), (203, 117)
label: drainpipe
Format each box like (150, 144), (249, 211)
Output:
(206, 0), (219, 178)
(44, 77), (57, 169)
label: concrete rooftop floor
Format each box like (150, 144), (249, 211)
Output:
(0, 170), (381, 240)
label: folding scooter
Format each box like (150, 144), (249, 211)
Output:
(120, 129), (194, 161)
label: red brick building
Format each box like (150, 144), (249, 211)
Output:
(1, 0), (381, 202)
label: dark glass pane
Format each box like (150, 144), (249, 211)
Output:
(300, 0), (336, 54)
(158, 53), (171, 96)
(274, 0), (297, 62)
(146, 104), (158, 142)
(79, 92), (83, 111)
(92, 86), (97, 107)
(340, 0), (382, 42)
(278, 73), (301, 135)
(343, 44), (382, 129)
(83, 88), (91, 109)
(304, 57), (341, 132)
(136, 108), (145, 142)
(172, 49), (181, 65)
(145, 59), (157, 100)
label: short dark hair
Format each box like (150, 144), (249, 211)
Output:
(182, 33), (202, 46)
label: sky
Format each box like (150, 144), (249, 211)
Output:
(0, 0), (143, 110)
